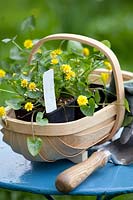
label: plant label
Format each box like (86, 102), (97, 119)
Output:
(43, 69), (57, 113)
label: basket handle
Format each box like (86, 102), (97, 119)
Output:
(28, 33), (125, 139)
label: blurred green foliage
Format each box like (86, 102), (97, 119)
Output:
(0, 189), (95, 200)
(0, 189), (133, 200)
(0, 0), (133, 199)
(0, 0), (133, 71)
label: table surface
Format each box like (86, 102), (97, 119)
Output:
(0, 131), (133, 196)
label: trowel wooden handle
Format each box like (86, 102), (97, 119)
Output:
(55, 150), (110, 193)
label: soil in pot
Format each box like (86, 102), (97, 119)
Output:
(15, 108), (42, 122)
(15, 97), (76, 123)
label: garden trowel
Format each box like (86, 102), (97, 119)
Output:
(55, 135), (133, 193)
(120, 80), (133, 144)
(107, 74), (133, 144)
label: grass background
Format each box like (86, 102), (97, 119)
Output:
(0, 0), (133, 72)
(0, 0), (133, 199)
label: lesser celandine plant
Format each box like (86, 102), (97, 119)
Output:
(0, 37), (113, 122)
(0, 36), (115, 156)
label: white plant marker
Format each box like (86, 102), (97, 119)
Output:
(43, 69), (57, 113)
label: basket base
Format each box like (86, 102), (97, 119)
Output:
(68, 151), (88, 163)
(2, 128), (88, 163)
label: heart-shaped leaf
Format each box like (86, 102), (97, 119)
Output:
(5, 99), (22, 110)
(10, 47), (23, 60)
(36, 112), (48, 126)
(67, 40), (83, 54)
(80, 98), (95, 116)
(27, 137), (43, 157)
(21, 15), (36, 32)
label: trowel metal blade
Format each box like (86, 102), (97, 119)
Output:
(104, 135), (133, 165)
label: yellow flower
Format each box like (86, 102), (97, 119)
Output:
(50, 49), (62, 58)
(65, 71), (75, 80)
(77, 95), (88, 106)
(21, 79), (28, 88)
(0, 106), (6, 117)
(61, 64), (72, 74)
(24, 39), (33, 49)
(101, 73), (109, 85)
(0, 69), (6, 78)
(28, 82), (36, 91)
(54, 49), (62, 55)
(50, 51), (57, 58)
(104, 61), (112, 70)
(51, 58), (59, 65)
(24, 102), (34, 112)
(82, 48), (90, 56)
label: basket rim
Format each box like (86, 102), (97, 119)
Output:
(3, 102), (117, 136)
(2, 69), (133, 138)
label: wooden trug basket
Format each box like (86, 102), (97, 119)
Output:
(2, 34), (133, 163)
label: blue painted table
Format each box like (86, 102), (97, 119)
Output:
(0, 131), (133, 200)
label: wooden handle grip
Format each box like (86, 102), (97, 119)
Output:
(28, 33), (125, 139)
(55, 150), (110, 193)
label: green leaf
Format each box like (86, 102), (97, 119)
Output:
(21, 15), (36, 32)
(36, 112), (48, 126)
(10, 47), (23, 60)
(124, 98), (130, 112)
(101, 40), (111, 48)
(12, 35), (18, 41)
(5, 99), (22, 110)
(80, 105), (93, 116)
(27, 137), (43, 156)
(93, 40), (111, 52)
(76, 82), (92, 98)
(122, 113), (133, 127)
(2, 36), (18, 43)
(83, 91), (92, 98)
(26, 91), (42, 99)
(93, 47), (99, 53)
(2, 38), (12, 43)
(80, 98), (95, 116)
(94, 90), (101, 104)
(77, 82), (87, 94)
(67, 40), (83, 54)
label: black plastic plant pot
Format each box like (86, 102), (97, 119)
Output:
(15, 109), (37, 122)
(124, 82), (133, 115)
(46, 100), (75, 123)
(74, 102), (85, 120)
